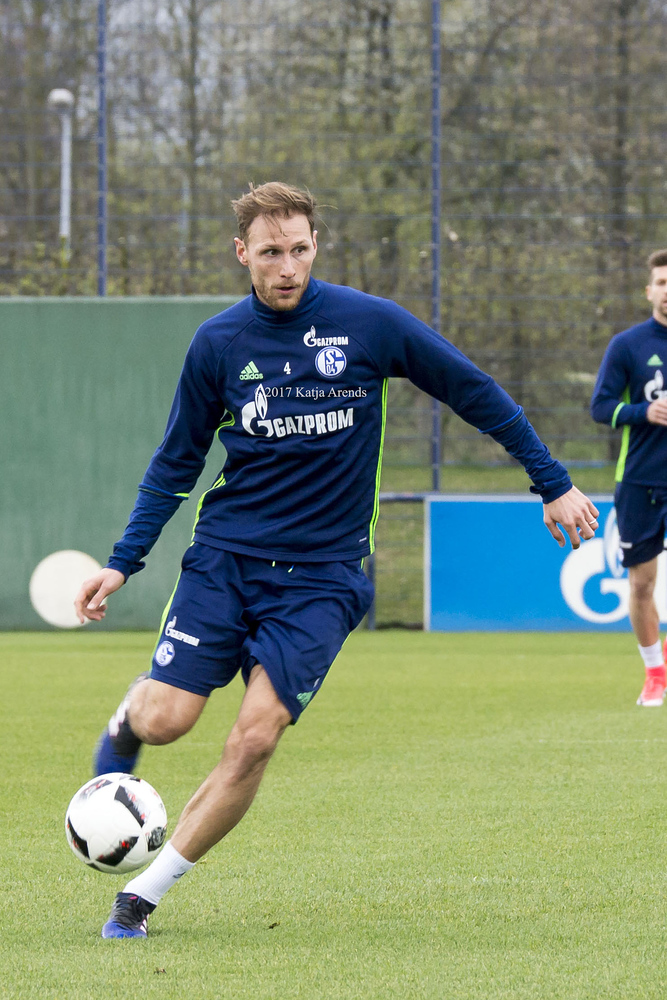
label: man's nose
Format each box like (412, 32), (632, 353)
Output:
(280, 254), (296, 277)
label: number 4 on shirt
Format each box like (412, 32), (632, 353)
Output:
(284, 362), (291, 374)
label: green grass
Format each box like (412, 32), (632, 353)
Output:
(380, 463), (618, 495)
(2, 630), (667, 999)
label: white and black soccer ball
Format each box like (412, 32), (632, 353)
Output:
(65, 773), (167, 874)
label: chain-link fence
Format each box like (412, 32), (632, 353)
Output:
(3, 0), (667, 623)
(4, 1), (666, 468)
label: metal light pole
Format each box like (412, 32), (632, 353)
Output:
(47, 88), (75, 267)
(97, 0), (108, 296)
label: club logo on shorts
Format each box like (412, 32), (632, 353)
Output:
(165, 616), (200, 647)
(155, 641), (175, 666)
(315, 347), (347, 378)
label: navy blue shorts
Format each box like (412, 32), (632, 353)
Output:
(614, 483), (667, 568)
(149, 543), (374, 721)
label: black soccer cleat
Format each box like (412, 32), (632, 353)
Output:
(101, 891), (156, 938)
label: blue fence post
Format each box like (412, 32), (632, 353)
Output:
(430, 0), (442, 492)
(97, 0), (107, 296)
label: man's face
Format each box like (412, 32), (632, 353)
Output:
(234, 213), (317, 311)
(646, 265), (667, 325)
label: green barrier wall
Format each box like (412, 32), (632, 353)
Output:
(1, 297), (240, 629)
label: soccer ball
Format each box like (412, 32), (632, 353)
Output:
(65, 773), (167, 874)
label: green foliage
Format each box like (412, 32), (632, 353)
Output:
(2, 629), (666, 999)
(2, 0), (659, 465)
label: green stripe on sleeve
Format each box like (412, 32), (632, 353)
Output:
(611, 402), (625, 429)
(614, 387), (632, 482)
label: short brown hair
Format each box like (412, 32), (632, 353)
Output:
(231, 182), (316, 242)
(648, 249), (667, 275)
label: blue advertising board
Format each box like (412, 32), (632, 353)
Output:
(425, 495), (667, 631)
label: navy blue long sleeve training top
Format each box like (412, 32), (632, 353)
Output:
(590, 316), (667, 485)
(107, 278), (572, 578)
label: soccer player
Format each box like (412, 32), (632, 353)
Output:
(75, 182), (599, 938)
(591, 249), (667, 707)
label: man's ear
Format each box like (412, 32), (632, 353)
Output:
(234, 237), (248, 266)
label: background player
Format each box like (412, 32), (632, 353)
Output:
(591, 249), (667, 706)
(75, 182), (599, 938)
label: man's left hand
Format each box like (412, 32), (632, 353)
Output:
(543, 486), (599, 549)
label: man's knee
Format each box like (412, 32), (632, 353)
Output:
(220, 664), (291, 777)
(129, 680), (206, 745)
(629, 561), (658, 603)
(224, 718), (286, 779)
(133, 708), (189, 745)
(632, 581), (656, 604)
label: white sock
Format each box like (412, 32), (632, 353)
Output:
(123, 841), (195, 906)
(638, 641), (664, 670)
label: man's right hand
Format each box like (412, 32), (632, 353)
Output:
(647, 399), (667, 426)
(74, 567), (126, 624)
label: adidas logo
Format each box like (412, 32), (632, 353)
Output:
(648, 354), (663, 366)
(240, 361), (263, 381)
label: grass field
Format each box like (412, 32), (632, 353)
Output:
(2, 629), (667, 999)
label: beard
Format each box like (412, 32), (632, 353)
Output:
(252, 273), (311, 312)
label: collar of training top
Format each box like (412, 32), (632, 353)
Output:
(250, 276), (323, 325)
(648, 315), (667, 337)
